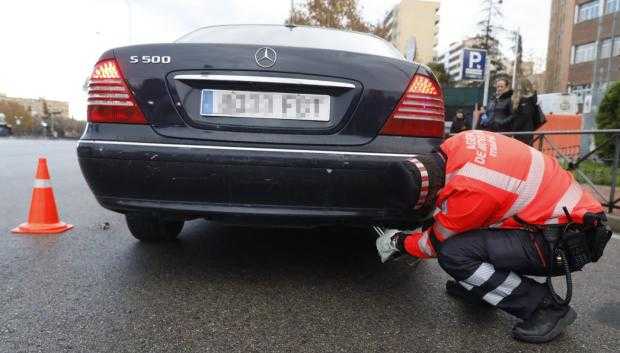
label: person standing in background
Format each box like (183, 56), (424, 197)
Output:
(485, 78), (514, 132)
(511, 79), (537, 145)
(450, 109), (470, 134)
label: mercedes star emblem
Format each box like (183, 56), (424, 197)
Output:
(254, 47), (277, 68)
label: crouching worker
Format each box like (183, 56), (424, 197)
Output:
(377, 130), (612, 343)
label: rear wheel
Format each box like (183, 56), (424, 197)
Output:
(125, 213), (184, 242)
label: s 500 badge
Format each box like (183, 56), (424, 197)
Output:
(129, 55), (171, 64)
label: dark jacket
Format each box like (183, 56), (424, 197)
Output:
(512, 93), (538, 145)
(484, 90), (514, 132)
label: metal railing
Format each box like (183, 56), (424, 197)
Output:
(497, 129), (620, 214)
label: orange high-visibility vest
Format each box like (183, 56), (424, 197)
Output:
(404, 130), (604, 259)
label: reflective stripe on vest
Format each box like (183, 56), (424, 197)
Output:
(545, 181), (583, 225)
(455, 148), (545, 221)
(418, 231), (435, 257)
(433, 221), (456, 241)
(501, 148), (545, 219)
(457, 162), (522, 193)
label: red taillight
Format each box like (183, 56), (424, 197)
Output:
(380, 74), (445, 138)
(87, 59), (147, 124)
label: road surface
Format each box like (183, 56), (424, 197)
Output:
(1, 138), (618, 352)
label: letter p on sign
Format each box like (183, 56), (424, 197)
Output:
(470, 52), (482, 69)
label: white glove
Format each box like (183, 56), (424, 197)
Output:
(375, 229), (404, 263)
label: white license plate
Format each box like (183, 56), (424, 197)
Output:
(200, 89), (330, 122)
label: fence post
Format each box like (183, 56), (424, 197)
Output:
(538, 135), (544, 152)
(609, 134), (620, 214)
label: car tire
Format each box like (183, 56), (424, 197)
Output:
(125, 213), (184, 242)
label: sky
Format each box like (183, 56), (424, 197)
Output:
(0, 0), (550, 119)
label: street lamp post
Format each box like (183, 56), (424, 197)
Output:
(481, 0), (503, 106)
(511, 28), (521, 91)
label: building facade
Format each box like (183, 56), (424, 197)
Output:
(384, 0), (440, 64)
(544, 0), (620, 102)
(545, 0), (576, 93)
(435, 38), (480, 82)
(0, 95), (70, 118)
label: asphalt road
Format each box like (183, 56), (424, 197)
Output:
(1, 138), (618, 353)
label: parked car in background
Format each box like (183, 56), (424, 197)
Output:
(0, 125), (11, 137)
(77, 25), (446, 241)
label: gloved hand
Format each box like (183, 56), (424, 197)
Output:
(375, 229), (408, 263)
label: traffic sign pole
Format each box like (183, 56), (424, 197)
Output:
(483, 60), (491, 107)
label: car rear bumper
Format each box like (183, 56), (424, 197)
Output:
(77, 139), (436, 227)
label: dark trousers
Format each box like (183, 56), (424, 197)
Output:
(437, 228), (551, 320)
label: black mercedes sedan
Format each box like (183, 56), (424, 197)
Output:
(77, 25), (445, 241)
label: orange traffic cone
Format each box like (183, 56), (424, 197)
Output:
(11, 158), (73, 235)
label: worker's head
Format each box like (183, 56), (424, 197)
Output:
(495, 78), (510, 95)
(455, 109), (464, 119)
(389, 152), (446, 217)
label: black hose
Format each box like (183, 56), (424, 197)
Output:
(546, 247), (572, 305)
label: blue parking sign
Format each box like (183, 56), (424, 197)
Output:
(461, 49), (487, 81)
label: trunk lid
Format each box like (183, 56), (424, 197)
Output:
(114, 40), (418, 146)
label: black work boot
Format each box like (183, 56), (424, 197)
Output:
(512, 296), (577, 344)
(445, 280), (494, 307)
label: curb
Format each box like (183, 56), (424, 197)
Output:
(605, 213), (620, 233)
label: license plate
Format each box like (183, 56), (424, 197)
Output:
(200, 89), (330, 122)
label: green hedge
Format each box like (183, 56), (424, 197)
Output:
(572, 160), (620, 186)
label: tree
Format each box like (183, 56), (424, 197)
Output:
(286, 0), (388, 38)
(41, 99), (50, 118)
(0, 100), (37, 136)
(470, 35), (505, 76)
(473, 0), (507, 76)
(40, 99), (54, 137)
(427, 62), (452, 88)
(0, 99), (86, 137)
(510, 30), (523, 96)
(53, 116), (87, 138)
(595, 81), (620, 162)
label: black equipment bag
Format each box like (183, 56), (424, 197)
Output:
(542, 226), (588, 275)
(556, 229), (592, 272)
(543, 212), (611, 274)
(585, 213), (613, 262)
(534, 211), (610, 305)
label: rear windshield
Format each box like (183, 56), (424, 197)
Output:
(176, 25), (404, 59)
